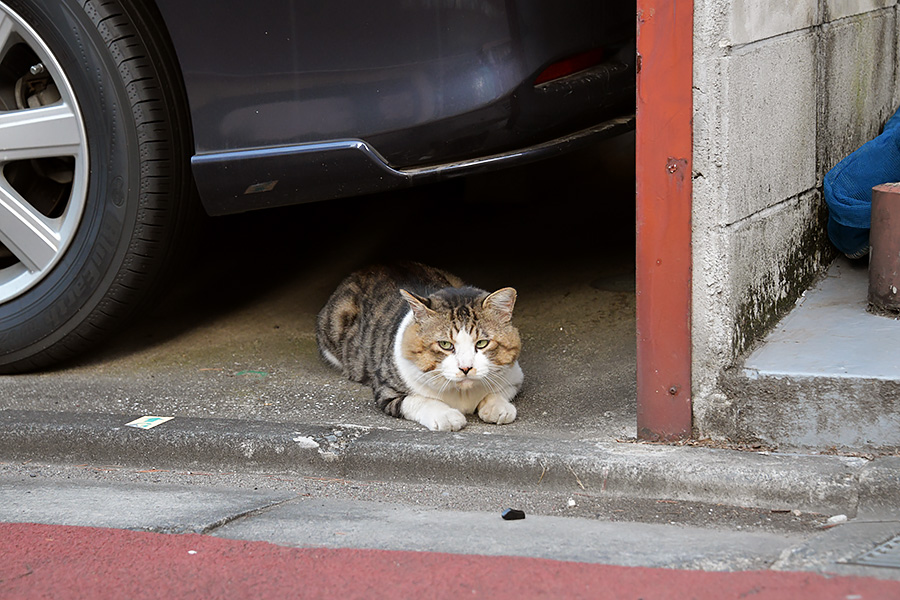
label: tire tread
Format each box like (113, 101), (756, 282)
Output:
(0, 0), (196, 373)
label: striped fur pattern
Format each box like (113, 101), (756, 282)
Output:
(316, 263), (523, 431)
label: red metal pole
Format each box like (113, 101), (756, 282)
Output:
(635, 0), (693, 441)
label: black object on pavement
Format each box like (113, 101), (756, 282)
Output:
(501, 508), (526, 521)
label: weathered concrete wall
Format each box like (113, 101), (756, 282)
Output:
(692, 1), (900, 438)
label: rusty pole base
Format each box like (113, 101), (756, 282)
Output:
(868, 183), (900, 316)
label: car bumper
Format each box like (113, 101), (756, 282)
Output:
(192, 112), (634, 216)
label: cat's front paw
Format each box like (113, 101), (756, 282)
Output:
(477, 395), (517, 425)
(422, 406), (467, 431)
(402, 395), (467, 431)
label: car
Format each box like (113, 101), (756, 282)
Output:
(0, 0), (635, 373)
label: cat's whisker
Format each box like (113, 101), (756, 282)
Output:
(418, 368), (446, 390)
(491, 375), (509, 393)
(487, 370), (512, 388)
(414, 369), (441, 385)
(482, 373), (500, 394)
(413, 370), (433, 384)
(427, 372), (448, 391)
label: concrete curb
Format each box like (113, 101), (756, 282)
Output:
(1, 410), (894, 516)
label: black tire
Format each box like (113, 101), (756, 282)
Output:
(0, 0), (194, 373)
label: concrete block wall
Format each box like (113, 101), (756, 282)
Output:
(691, 0), (900, 438)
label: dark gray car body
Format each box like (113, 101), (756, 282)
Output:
(153, 0), (636, 215)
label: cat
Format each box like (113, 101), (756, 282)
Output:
(316, 262), (523, 431)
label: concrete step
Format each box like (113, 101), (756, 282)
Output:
(730, 257), (900, 452)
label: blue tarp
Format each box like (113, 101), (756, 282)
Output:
(824, 106), (900, 257)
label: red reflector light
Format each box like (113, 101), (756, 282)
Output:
(534, 48), (606, 85)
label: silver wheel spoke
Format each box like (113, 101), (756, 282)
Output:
(0, 181), (58, 272)
(0, 12), (14, 56)
(0, 104), (83, 161)
(0, 3), (88, 303)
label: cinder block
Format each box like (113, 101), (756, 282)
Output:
(691, 191), (831, 426)
(819, 10), (899, 173)
(720, 33), (818, 224)
(826, 0), (897, 22)
(725, 193), (829, 350)
(729, 0), (817, 45)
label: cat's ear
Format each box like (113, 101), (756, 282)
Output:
(399, 289), (435, 322)
(483, 287), (516, 323)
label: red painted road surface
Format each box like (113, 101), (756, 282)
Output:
(2, 523), (899, 599)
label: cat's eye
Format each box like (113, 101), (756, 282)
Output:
(438, 341), (454, 351)
(475, 339), (490, 350)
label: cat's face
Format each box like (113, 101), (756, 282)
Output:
(399, 287), (521, 391)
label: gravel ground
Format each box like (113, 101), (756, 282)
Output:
(3, 134), (639, 442)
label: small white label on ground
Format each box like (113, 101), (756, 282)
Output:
(125, 416), (175, 430)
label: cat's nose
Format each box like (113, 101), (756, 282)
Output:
(459, 366), (472, 375)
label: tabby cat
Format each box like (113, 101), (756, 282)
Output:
(316, 263), (523, 431)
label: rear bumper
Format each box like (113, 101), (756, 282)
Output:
(192, 113), (634, 216)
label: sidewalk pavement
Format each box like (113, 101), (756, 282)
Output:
(2, 408), (900, 596)
(5, 522), (900, 600)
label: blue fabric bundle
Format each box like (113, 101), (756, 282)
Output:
(824, 107), (900, 258)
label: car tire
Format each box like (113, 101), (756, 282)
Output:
(0, 0), (194, 373)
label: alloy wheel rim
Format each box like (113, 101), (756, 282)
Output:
(0, 1), (89, 305)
